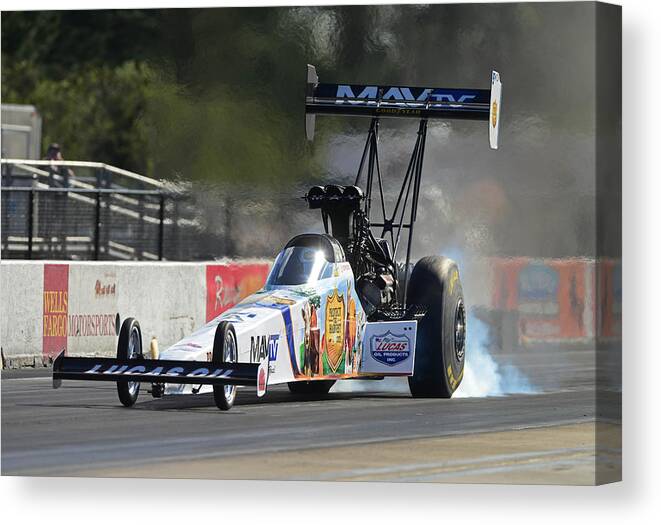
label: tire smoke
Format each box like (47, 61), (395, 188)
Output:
(454, 314), (535, 398)
(330, 314), (536, 398)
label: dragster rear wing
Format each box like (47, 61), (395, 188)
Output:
(52, 352), (269, 397)
(305, 65), (502, 149)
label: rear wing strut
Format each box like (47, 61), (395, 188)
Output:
(52, 352), (269, 395)
(305, 65), (502, 149)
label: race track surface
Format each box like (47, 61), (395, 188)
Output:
(1, 348), (620, 483)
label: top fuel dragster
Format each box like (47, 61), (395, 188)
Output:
(52, 66), (502, 410)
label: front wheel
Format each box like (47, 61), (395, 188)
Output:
(116, 318), (143, 407)
(407, 256), (466, 398)
(212, 322), (238, 411)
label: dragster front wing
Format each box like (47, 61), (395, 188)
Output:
(52, 352), (269, 397)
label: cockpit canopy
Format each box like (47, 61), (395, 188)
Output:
(266, 246), (332, 286)
(266, 234), (346, 286)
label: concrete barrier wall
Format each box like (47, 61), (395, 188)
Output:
(1, 260), (271, 368)
(2, 256), (620, 367)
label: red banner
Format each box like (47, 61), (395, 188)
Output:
(43, 264), (69, 358)
(490, 258), (593, 343)
(206, 263), (270, 322)
(598, 259), (621, 339)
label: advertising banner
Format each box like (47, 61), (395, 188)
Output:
(598, 259), (621, 339)
(205, 263), (270, 322)
(43, 264), (69, 358)
(66, 266), (120, 356)
(489, 257), (595, 344)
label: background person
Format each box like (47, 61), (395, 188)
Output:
(44, 143), (75, 187)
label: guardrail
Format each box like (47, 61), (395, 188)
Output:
(0, 158), (207, 261)
(1, 159), (298, 262)
(1, 187), (176, 261)
(0, 158), (172, 190)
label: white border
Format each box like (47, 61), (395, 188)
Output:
(2, 1), (660, 524)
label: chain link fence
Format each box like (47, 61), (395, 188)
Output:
(0, 160), (318, 261)
(2, 188), (171, 260)
(0, 159), (215, 261)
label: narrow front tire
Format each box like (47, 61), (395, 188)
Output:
(212, 322), (238, 411)
(116, 318), (143, 407)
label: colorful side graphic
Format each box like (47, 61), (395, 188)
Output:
(324, 288), (346, 373)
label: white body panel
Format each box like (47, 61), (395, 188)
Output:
(158, 259), (417, 395)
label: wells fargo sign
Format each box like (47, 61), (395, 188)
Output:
(42, 265), (120, 358)
(43, 264), (69, 357)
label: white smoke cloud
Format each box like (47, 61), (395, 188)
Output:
(454, 314), (535, 397)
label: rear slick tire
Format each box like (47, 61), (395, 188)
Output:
(407, 256), (466, 398)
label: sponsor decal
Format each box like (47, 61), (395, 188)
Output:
(447, 364), (464, 391)
(376, 107), (421, 116)
(335, 85), (477, 105)
(43, 264), (69, 358)
(84, 363), (234, 379)
(250, 334), (280, 362)
(267, 334), (280, 362)
(370, 330), (412, 366)
(250, 335), (268, 361)
(491, 100), (498, 128)
(449, 268), (459, 295)
(65, 269), (120, 358)
(257, 361), (268, 398)
(44, 266), (121, 357)
(94, 279), (116, 297)
(68, 314), (117, 337)
(324, 288), (346, 373)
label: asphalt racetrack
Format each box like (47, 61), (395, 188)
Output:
(1, 348), (620, 484)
